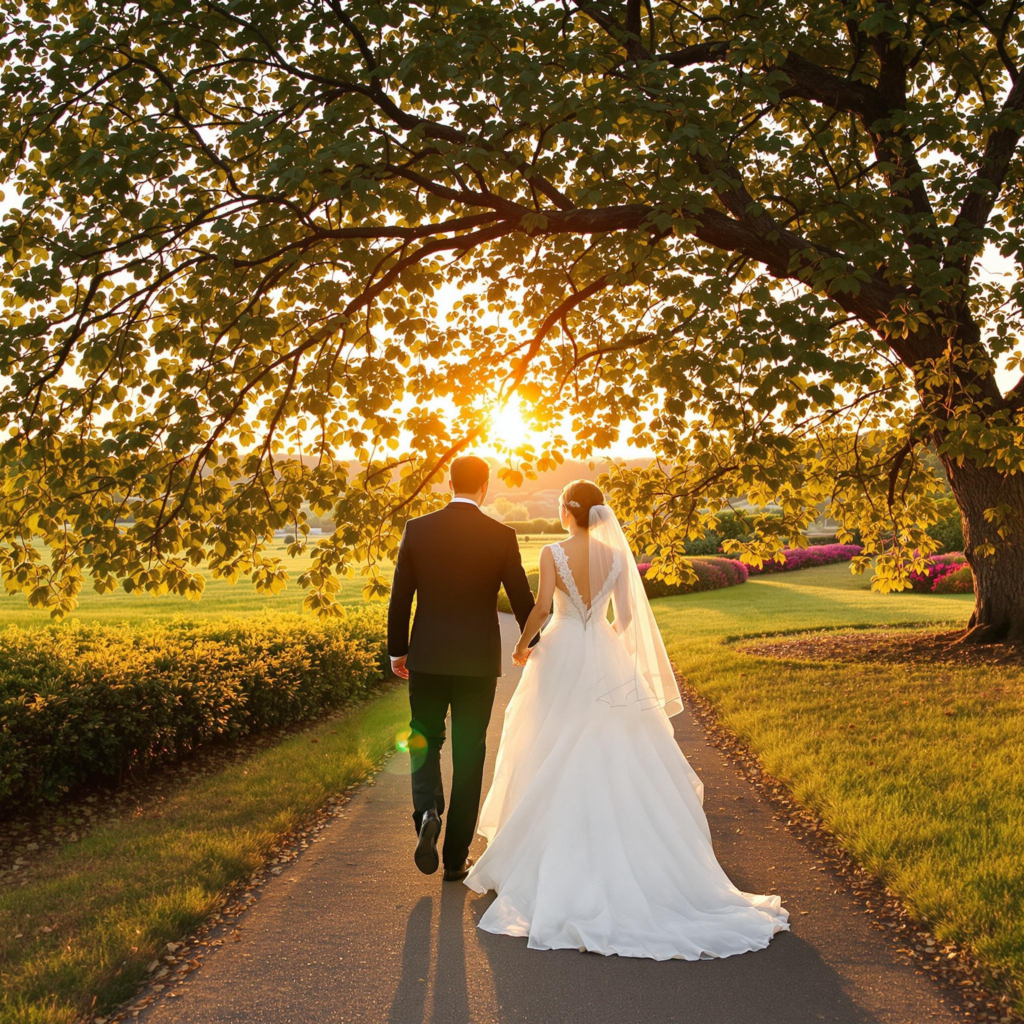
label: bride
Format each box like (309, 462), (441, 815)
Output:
(464, 480), (790, 960)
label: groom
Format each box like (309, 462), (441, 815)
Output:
(388, 455), (536, 881)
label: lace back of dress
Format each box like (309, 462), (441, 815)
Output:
(550, 542), (620, 626)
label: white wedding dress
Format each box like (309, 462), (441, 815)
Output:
(465, 512), (789, 961)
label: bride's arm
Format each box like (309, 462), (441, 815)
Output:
(512, 546), (556, 665)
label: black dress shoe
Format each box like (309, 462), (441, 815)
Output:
(442, 857), (473, 882)
(414, 810), (441, 875)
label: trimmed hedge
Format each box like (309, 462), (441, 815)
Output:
(806, 532), (863, 545)
(743, 543), (862, 574)
(683, 509), (784, 555)
(638, 557), (749, 598)
(932, 565), (974, 595)
(498, 557), (749, 609)
(498, 571), (541, 613)
(505, 518), (563, 535)
(0, 610), (388, 811)
(498, 554), (751, 609)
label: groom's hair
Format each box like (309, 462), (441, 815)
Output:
(450, 455), (490, 494)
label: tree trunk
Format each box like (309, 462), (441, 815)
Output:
(938, 455), (1024, 643)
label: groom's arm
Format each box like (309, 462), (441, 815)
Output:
(501, 530), (538, 646)
(387, 524), (417, 677)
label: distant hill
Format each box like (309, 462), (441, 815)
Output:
(331, 455), (650, 519)
(279, 456), (651, 529)
(483, 457), (650, 518)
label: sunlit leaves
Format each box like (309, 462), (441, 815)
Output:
(1, 0), (1023, 616)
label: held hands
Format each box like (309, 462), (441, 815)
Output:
(512, 643), (532, 667)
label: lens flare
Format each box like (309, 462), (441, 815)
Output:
(384, 727), (416, 775)
(406, 729), (429, 773)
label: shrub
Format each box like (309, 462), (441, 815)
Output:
(716, 558), (750, 586)
(498, 571), (541, 613)
(505, 518), (563, 535)
(683, 509), (783, 555)
(696, 560), (730, 590)
(637, 557), (747, 598)
(499, 553), (750, 607)
(907, 551), (970, 593)
(682, 535), (723, 556)
(0, 610), (388, 812)
(927, 500), (965, 554)
(932, 551), (967, 564)
(807, 528), (863, 546)
(932, 565), (974, 595)
(743, 543), (863, 574)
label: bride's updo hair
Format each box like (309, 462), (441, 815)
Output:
(560, 479), (604, 529)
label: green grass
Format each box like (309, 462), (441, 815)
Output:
(653, 561), (1024, 1012)
(0, 539), (552, 628)
(0, 685), (411, 1024)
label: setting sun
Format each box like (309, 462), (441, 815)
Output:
(486, 400), (537, 450)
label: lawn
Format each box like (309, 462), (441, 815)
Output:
(0, 538), (553, 628)
(652, 561), (1023, 1013)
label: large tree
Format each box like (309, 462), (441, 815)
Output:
(2, 0), (1024, 637)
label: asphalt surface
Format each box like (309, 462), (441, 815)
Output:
(139, 615), (961, 1024)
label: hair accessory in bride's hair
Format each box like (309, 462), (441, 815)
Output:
(566, 499), (581, 508)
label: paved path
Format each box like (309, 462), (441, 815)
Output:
(141, 616), (961, 1024)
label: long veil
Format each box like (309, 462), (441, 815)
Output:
(588, 504), (684, 718)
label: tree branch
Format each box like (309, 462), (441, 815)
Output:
(952, 72), (1024, 247)
(502, 275), (611, 399)
(658, 38), (937, 234)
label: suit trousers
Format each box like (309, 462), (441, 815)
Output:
(408, 670), (498, 869)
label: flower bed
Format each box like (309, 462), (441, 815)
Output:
(742, 543), (863, 575)
(637, 557), (749, 599)
(0, 610), (388, 811)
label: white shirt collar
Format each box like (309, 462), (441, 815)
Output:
(449, 496), (479, 507)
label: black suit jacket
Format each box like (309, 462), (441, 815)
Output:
(387, 501), (536, 677)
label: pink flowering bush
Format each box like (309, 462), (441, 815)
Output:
(742, 543), (863, 575)
(907, 552), (971, 593)
(932, 566), (974, 595)
(716, 559), (750, 586)
(637, 556), (747, 598)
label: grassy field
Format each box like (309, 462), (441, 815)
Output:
(0, 686), (411, 1024)
(0, 538), (554, 628)
(653, 563), (1024, 1013)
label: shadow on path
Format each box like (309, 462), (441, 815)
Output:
(469, 894), (880, 1024)
(388, 896), (433, 1024)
